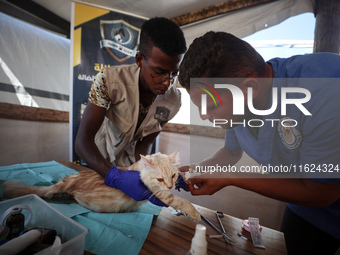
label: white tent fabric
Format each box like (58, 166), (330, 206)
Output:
(0, 13), (70, 111)
(182, 0), (313, 46)
(32, 0), (314, 46)
(0, 0), (313, 111)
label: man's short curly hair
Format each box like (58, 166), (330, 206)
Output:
(179, 31), (266, 89)
(138, 17), (186, 57)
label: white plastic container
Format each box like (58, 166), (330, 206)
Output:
(186, 224), (208, 255)
(0, 194), (88, 255)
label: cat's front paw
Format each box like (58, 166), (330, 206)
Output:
(191, 210), (201, 222)
(185, 207), (201, 222)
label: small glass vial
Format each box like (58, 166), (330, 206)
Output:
(186, 224), (208, 255)
(6, 207), (25, 239)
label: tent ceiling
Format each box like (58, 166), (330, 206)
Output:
(1, 0), (282, 38)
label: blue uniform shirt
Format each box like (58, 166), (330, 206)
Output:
(224, 53), (340, 239)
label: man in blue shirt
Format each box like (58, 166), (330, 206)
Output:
(178, 31), (340, 255)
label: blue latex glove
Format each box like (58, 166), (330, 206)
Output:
(175, 174), (187, 192)
(104, 166), (167, 207)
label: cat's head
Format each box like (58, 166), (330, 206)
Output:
(138, 150), (180, 191)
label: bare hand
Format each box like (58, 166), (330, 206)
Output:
(188, 176), (227, 195)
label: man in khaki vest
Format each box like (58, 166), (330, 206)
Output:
(75, 17), (186, 187)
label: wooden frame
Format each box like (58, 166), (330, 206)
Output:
(0, 102), (69, 122)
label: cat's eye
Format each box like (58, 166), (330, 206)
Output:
(157, 178), (164, 182)
(172, 174), (176, 179)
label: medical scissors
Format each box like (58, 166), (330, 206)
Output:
(199, 212), (234, 244)
(216, 211), (227, 235)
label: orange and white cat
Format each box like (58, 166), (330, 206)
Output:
(1, 150), (201, 222)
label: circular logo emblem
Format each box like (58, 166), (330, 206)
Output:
(277, 117), (302, 150)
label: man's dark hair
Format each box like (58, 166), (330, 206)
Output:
(179, 31), (266, 89)
(138, 17), (186, 57)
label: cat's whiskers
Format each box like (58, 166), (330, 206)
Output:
(139, 188), (168, 205)
(139, 189), (153, 201)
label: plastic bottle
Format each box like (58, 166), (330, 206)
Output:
(6, 207), (25, 239)
(0, 229), (41, 255)
(186, 224), (208, 255)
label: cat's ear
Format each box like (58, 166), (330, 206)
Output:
(140, 155), (153, 167)
(169, 149), (180, 164)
